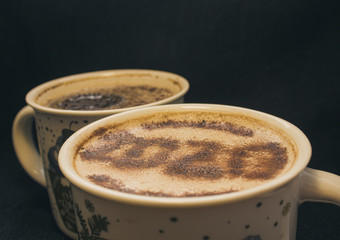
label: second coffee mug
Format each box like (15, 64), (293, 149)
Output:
(12, 69), (189, 239)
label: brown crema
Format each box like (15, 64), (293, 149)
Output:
(74, 111), (297, 197)
(47, 85), (174, 110)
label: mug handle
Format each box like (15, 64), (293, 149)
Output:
(300, 167), (340, 206)
(12, 106), (46, 187)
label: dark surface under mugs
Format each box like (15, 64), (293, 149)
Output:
(1, 0), (340, 239)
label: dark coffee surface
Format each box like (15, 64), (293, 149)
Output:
(54, 93), (124, 110)
(75, 111), (297, 197)
(48, 85), (174, 110)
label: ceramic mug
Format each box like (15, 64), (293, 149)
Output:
(58, 104), (340, 240)
(12, 69), (189, 239)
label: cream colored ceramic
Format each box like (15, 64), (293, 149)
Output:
(12, 69), (189, 239)
(59, 104), (340, 240)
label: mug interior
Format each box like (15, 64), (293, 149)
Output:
(59, 104), (312, 207)
(25, 69), (189, 116)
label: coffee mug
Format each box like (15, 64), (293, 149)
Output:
(12, 69), (189, 239)
(58, 104), (340, 240)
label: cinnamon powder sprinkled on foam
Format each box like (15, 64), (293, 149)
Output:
(75, 111), (297, 197)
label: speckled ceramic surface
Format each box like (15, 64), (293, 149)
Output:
(70, 181), (298, 240)
(58, 104), (340, 240)
(12, 70), (189, 239)
(34, 113), (102, 236)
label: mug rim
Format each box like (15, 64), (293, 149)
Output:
(25, 69), (190, 116)
(58, 103), (312, 208)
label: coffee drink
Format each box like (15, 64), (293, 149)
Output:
(15, 69), (188, 238)
(74, 110), (297, 197)
(47, 85), (174, 110)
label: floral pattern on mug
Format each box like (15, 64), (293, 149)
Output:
(75, 199), (110, 240)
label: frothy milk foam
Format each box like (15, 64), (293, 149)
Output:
(74, 111), (297, 197)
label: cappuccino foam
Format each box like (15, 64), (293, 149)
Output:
(74, 111), (297, 197)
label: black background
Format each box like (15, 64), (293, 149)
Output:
(1, 0), (340, 239)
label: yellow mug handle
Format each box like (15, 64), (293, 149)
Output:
(300, 167), (340, 206)
(12, 106), (46, 186)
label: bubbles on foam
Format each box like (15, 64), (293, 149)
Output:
(47, 85), (174, 110)
(75, 111), (297, 197)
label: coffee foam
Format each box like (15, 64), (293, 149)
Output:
(74, 111), (297, 197)
(47, 85), (174, 110)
